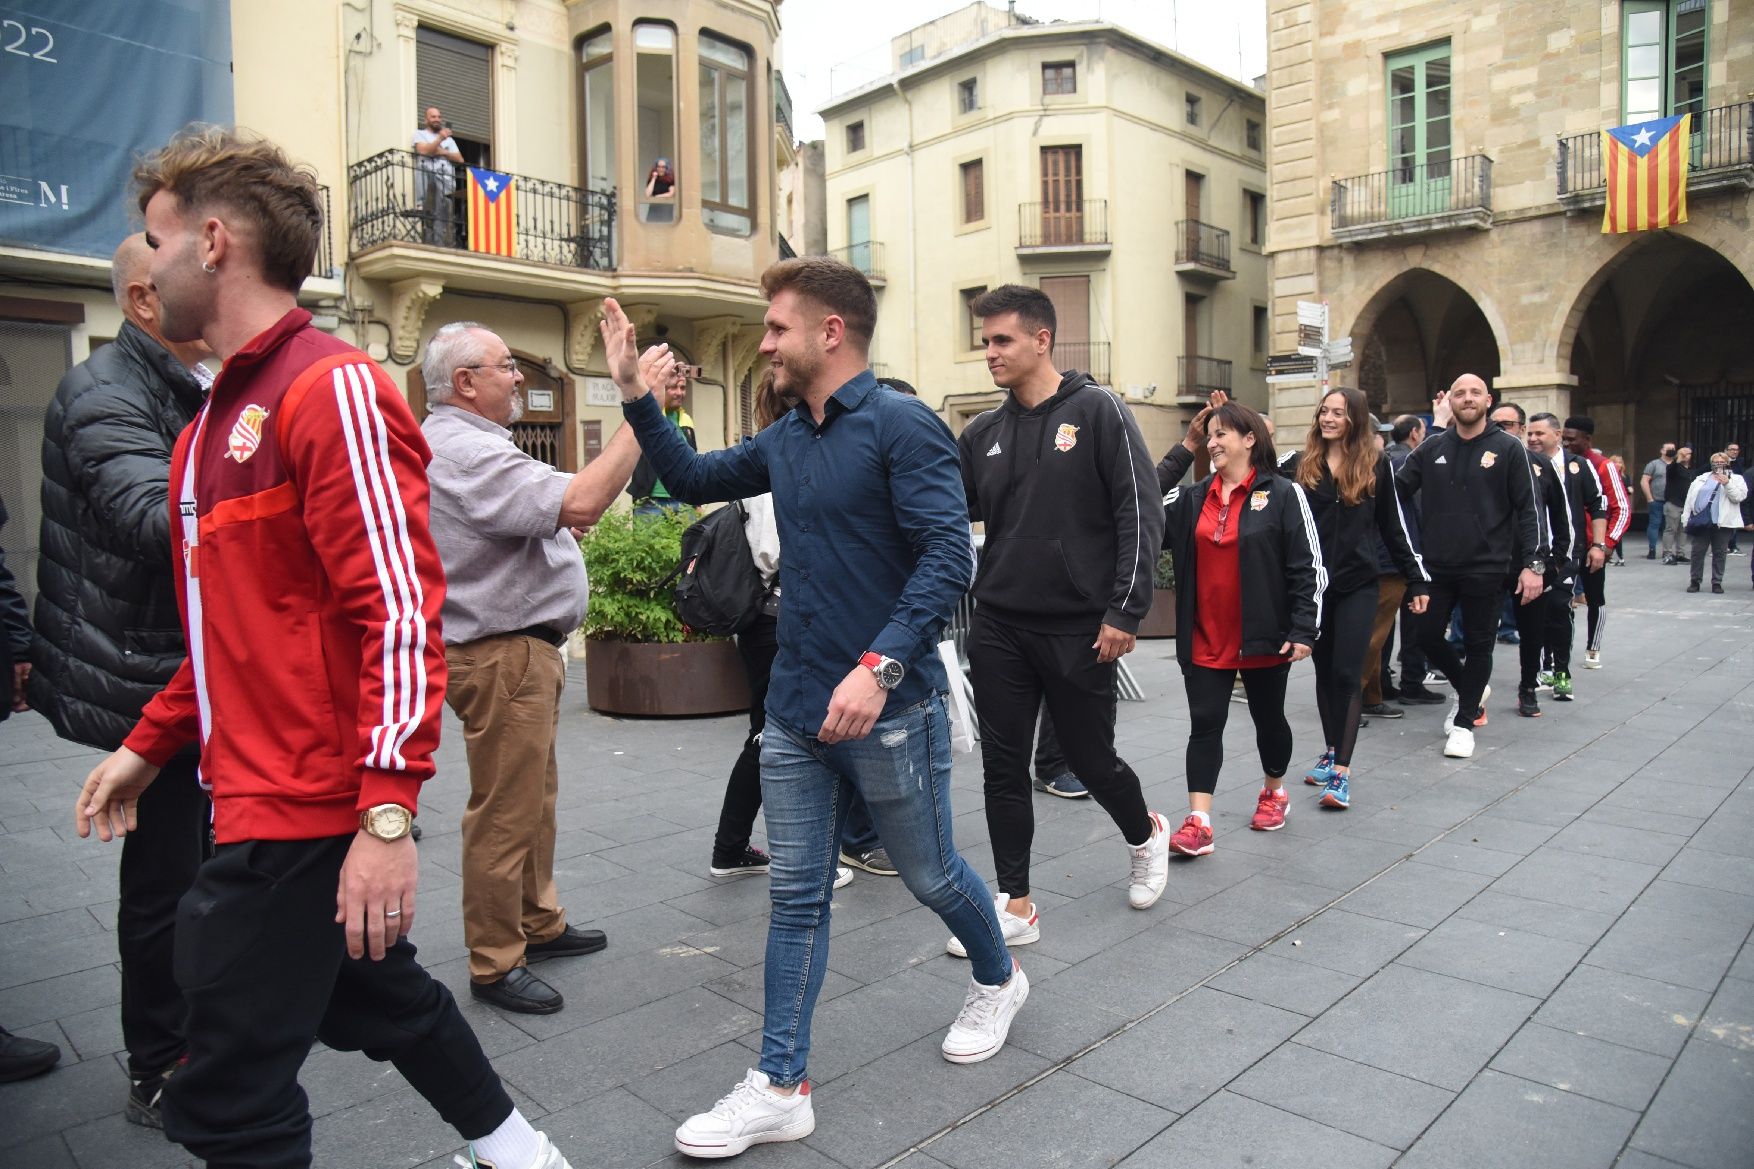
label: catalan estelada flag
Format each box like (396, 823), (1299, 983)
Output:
(1602, 113), (1690, 234)
(466, 166), (516, 256)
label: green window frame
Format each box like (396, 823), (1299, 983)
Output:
(1620, 0), (1709, 127)
(1385, 41), (1452, 219)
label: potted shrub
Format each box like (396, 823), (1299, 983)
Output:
(578, 507), (751, 716)
(1136, 547), (1177, 639)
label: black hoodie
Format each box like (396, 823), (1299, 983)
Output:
(957, 371), (1164, 634)
(1394, 424), (1545, 578)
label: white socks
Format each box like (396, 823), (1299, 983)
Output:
(1190, 810), (1212, 828)
(472, 1109), (540, 1169)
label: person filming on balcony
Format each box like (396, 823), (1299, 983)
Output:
(643, 157), (676, 223)
(413, 106), (464, 246)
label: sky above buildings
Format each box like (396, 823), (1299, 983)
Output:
(780, 0), (1269, 138)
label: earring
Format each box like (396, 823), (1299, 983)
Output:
(202, 261), (217, 274)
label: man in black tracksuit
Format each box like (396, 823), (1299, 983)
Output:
(1395, 374), (1545, 759)
(1531, 414), (1606, 698)
(954, 285), (1168, 950)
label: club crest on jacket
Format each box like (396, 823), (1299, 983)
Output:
(1479, 450), (1497, 469)
(1053, 423), (1079, 452)
(227, 405), (271, 463)
(1250, 490), (1270, 511)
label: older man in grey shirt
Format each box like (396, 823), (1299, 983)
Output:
(422, 320), (673, 1015)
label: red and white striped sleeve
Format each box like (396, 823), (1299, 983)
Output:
(283, 356), (447, 812)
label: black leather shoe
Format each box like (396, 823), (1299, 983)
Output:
(1397, 684), (1446, 705)
(471, 966), (564, 1015)
(525, 925), (608, 963)
(0, 1027), (60, 1082)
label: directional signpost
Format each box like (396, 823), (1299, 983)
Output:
(1267, 301), (1352, 384)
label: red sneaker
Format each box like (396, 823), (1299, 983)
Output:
(1168, 815), (1214, 857)
(1249, 787), (1289, 831)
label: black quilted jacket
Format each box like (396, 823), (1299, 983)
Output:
(29, 322), (204, 751)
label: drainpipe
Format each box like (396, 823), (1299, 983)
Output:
(891, 77), (919, 384)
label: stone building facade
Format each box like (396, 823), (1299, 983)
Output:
(1265, 0), (1753, 490)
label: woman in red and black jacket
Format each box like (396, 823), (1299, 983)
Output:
(1281, 388), (1429, 811)
(1155, 400), (1323, 859)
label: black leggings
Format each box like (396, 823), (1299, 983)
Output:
(1182, 661), (1293, 795)
(1311, 583), (1377, 768)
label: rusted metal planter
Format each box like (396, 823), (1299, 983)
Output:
(584, 638), (750, 716)
(1136, 588), (1177, 639)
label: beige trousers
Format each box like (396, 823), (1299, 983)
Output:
(446, 633), (567, 982)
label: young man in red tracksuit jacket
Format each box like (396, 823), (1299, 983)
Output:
(1561, 416), (1630, 668)
(74, 129), (573, 1169)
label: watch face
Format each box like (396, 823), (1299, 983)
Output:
(369, 805), (411, 839)
(878, 658), (905, 689)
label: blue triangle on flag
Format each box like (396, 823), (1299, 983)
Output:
(468, 167), (513, 202)
(1607, 116), (1684, 158)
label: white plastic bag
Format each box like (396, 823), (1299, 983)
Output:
(937, 640), (978, 753)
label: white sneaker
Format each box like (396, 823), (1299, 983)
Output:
(1127, 811), (1171, 910)
(1443, 684), (1489, 732)
(1443, 725), (1476, 758)
(941, 960), (1029, 1064)
(674, 1070), (815, 1159)
(1424, 671), (1449, 687)
(456, 1133), (572, 1169)
(1583, 650), (1602, 669)
(834, 866), (853, 890)
(947, 896), (1040, 958)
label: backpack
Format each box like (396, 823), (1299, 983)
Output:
(669, 502), (767, 636)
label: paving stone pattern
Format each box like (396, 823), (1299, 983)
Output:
(2, 561), (1750, 1167)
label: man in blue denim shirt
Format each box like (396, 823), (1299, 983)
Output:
(599, 259), (1025, 1160)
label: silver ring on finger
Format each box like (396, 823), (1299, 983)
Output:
(385, 908), (402, 919)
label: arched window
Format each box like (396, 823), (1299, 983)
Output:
(700, 33), (753, 235)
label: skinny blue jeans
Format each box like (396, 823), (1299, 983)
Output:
(756, 694), (1010, 1087)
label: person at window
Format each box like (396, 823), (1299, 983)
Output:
(1156, 398), (1322, 858)
(643, 158), (676, 223)
(413, 107), (464, 246)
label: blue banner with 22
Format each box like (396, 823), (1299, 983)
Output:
(0, 0), (233, 260)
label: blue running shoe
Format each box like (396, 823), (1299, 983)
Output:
(1319, 773), (1350, 809)
(1304, 751), (1336, 786)
(1036, 773), (1090, 799)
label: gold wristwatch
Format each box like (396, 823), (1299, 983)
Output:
(360, 803), (414, 841)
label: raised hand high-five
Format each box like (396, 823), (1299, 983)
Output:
(600, 296), (671, 401)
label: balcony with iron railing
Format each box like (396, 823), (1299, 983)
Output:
(347, 150), (616, 271)
(1329, 154), (1493, 243)
(1055, 341), (1111, 386)
(832, 240), (885, 284)
(1557, 102), (1754, 209)
(1174, 219), (1234, 281)
(1179, 355), (1233, 397)
(1017, 200), (1111, 255)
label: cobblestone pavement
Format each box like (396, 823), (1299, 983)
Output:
(3, 559), (1751, 1168)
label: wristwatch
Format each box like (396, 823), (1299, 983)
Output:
(858, 651), (905, 691)
(1526, 558), (1547, 575)
(1589, 542), (1607, 551)
(359, 803), (414, 842)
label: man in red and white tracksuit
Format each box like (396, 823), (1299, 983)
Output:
(1562, 416), (1631, 669)
(75, 129), (572, 1169)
